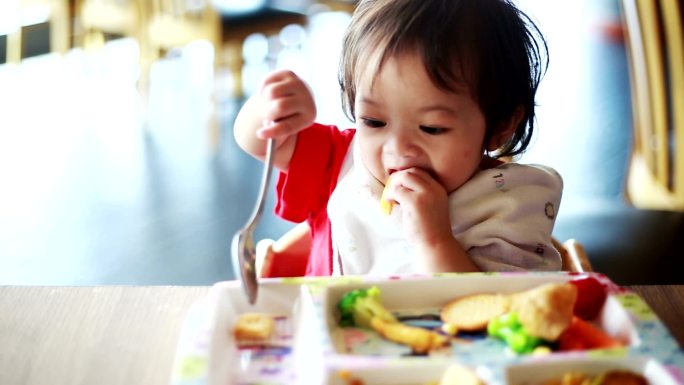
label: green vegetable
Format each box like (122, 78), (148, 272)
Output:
(337, 286), (397, 328)
(487, 312), (542, 354)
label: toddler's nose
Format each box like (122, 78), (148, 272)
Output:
(385, 130), (420, 158)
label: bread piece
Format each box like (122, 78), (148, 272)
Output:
(510, 282), (578, 341)
(234, 313), (275, 340)
(440, 293), (511, 331)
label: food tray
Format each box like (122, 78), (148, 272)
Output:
(170, 273), (684, 385)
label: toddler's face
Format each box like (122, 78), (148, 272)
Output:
(354, 52), (487, 193)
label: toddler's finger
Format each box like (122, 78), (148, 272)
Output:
(397, 168), (440, 191)
(257, 114), (310, 139)
(262, 69), (297, 87)
(262, 78), (297, 99)
(264, 96), (298, 121)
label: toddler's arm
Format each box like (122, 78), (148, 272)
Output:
(233, 70), (316, 170)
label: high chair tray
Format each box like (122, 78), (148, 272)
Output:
(170, 273), (684, 385)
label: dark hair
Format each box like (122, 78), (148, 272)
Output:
(338, 0), (548, 158)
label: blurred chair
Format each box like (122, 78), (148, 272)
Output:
(548, 0), (684, 285)
(622, 0), (684, 210)
(144, 0), (221, 95)
(315, 0), (357, 13)
(78, 0), (219, 94)
(556, 0), (684, 282)
(77, 0), (309, 97)
(147, 0), (220, 54)
(218, 4), (307, 99)
(75, 0), (309, 148)
(6, 0), (72, 63)
(554, 0), (684, 285)
(144, 0), (222, 144)
(78, 0), (143, 49)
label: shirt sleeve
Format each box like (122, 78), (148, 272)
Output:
(274, 123), (355, 223)
(449, 163), (564, 271)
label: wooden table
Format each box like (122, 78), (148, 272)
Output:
(1, 285), (682, 385)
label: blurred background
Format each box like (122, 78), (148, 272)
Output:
(0, 0), (681, 285)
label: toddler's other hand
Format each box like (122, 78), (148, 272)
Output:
(256, 70), (316, 140)
(384, 168), (453, 248)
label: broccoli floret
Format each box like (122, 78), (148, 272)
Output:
(337, 286), (397, 328)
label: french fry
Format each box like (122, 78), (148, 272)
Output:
(380, 176), (394, 215)
(370, 317), (448, 353)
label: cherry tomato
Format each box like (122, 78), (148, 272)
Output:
(569, 276), (607, 320)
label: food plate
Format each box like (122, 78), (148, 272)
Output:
(170, 273), (684, 385)
(505, 356), (679, 385)
(322, 356), (680, 385)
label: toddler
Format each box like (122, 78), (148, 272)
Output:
(233, 0), (562, 276)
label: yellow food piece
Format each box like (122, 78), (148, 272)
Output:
(370, 317), (448, 354)
(234, 313), (275, 340)
(380, 176), (394, 215)
(439, 364), (484, 385)
(337, 370), (352, 380)
(510, 282), (578, 341)
(441, 323), (459, 336)
(531, 345), (552, 356)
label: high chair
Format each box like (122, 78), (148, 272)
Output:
(219, 6), (307, 99)
(255, 223), (311, 278)
(621, 0), (684, 210)
(255, 223), (593, 278)
(553, 238), (593, 273)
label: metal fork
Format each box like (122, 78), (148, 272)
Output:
(231, 138), (276, 304)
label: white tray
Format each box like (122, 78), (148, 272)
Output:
(170, 272), (684, 385)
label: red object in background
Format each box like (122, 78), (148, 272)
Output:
(569, 276), (608, 320)
(559, 316), (624, 351)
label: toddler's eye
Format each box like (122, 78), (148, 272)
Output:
(361, 118), (386, 128)
(420, 125), (447, 135)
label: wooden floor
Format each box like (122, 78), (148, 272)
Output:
(0, 1), (632, 285)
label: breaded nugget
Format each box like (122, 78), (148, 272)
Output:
(510, 283), (577, 341)
(234, 313), (275, 340)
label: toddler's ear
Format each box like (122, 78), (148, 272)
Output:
(486, 106), (524, 151)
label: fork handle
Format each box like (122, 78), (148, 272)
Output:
(246, 138), (276, 229)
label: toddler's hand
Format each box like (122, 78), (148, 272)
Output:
(256, 70), (316, 140)
(383, 168), (453, 248)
